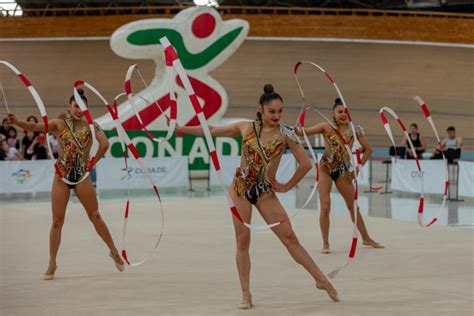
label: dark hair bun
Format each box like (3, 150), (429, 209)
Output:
(335, 97), (342, 104)
(77, 88), (85, 95)
(263, 84), (274, 94)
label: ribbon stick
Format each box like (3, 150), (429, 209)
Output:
(107, 92), (164, 267)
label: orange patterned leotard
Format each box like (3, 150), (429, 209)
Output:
(233, 121), (299, 204)
(320, 124), (364, 181)
(55, 111), (92, 187)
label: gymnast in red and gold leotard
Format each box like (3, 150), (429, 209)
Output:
(8, 88), (124, 280)
(174, 84), (340, 309)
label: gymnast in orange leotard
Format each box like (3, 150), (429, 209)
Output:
(8, 89), (124, 280)
(296, 98), (384, 254)
(173, 84), (339, 309)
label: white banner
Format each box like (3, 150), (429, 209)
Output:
(209, 154), (296, 187)
(458, 161), (474, 197)
(391, 158), (446, 194)
(390, 197), (474, 226)
(96, 156), (189, 190)
(0, 160), (54, 193)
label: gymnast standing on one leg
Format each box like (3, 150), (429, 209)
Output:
(8, 88), (124, 280)
(171, 84), (339, 309)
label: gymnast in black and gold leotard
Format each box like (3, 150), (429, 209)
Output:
(296, 97), (384, 254)
(174, 84), (340, 309)
(233, 120), (299, 204)
(319, 122), (364, 182)
(8, 88), (124, 280)
(55, 110), (92, 188)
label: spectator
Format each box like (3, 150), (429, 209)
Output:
(1, 139), (21, 160)
(21, 129), (36, 160)
(27, 115), (39, 123)
(26, 115), (40, 137)
(0, 118), (9, 140)
(442, 126), (463, 150)
(27, 133), (49, 160)
(431, 126), (463, 159)
(49, 133), (59, 159)
(401, 123), (426, 159)
(0, 139), (7, 160)
(7, 126), (20, 150)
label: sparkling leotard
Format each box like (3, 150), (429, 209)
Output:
(233, 121), (299, 203)
(54, 111), (92, 184)
(320, 124), (364, 180)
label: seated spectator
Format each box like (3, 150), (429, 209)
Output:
(1, 139), (21, 160)
(21, 129), (36, 160)
(401, 123), (426, 159)
(27, 133), (49, 160)
(442, 126), (463, 150)
(431, 126), (463, 159)
(0, 118), (9, 140)
(7, 126), (20, 150)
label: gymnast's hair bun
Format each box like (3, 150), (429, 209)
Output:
(69, 88), (87, 103)
(263, 84), (274, 94)
(334, 97), (342, 104)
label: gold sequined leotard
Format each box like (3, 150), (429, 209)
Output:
(320, 124), (364, 181)
(55, 111), (92, 187)
(233, 121), (299, 204)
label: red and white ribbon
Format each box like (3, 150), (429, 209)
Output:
(0, 61), (55, 165)
(107, 92), (164, 267)
(379, 106), (432, 225)
(294, 61), (382, 191)
(379, 106), (421, 170)
(413, 96), (448, 227)
(297, 107), (328, 207)
(294, 62), (364, 170)
(160, 37), (288, 231)
(124, 64), (177, 142)
(293, 61), (363, 278)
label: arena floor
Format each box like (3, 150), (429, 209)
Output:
(1, 180), (473, 315)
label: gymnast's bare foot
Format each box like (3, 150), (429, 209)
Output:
(321, 244), (331, 254)
(43, 264), (57, 280)
(316, 279), (340, 302)
(362, 239), (384, 248)
(238, 291), (253, 309)
(110, 251), (125, 272)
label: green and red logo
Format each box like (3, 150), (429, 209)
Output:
(97, 6), (249, 131)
